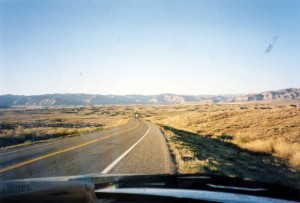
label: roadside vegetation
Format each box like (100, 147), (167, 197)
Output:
(137, 101), (300, 187)
(162, 125), (300, 188)
(0, 106), (131, 149)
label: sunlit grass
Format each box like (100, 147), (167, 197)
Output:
(138, 102), (300, 170)
(160, 124), (299, 188)
(0, 106), (131, 149)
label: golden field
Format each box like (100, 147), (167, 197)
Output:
(137, 102), (300, 187)
(0, 106), (130, 149)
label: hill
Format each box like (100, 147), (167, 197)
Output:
(0, 94), (233, 106)
(231, 88), (300, 102)
(0, 88), (299, 106)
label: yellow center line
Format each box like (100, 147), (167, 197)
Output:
(0, 121), (140, 173)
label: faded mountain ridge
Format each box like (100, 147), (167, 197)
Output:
(0, 94), (233, 106)
(231, 88), (300, 102)
(0, 88), (299, 106)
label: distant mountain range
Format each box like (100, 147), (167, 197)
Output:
(230, 88), (300, 102)
(0, 94), (233, 106)
(0, 88), (299, 106)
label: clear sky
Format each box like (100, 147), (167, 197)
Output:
(0, 0), (299, 95)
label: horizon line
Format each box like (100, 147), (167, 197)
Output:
(0, 87), (298, 97)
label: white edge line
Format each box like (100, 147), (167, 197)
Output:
(0, 119), (135, 156)
(0, 120), (134, 156)
(101, 121), (151, 174)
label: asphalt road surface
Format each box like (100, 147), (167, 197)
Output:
(0, 118), (175, 180)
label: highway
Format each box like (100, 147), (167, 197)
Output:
(0, 118), (175, 180)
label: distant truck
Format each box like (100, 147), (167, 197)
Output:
(135, 113), (139, 118)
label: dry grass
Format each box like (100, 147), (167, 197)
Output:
(0, 106), (131, 148)
(137, 102), (300, 170)
(164, 129), (218, 174)
(160, 125), (300, 188)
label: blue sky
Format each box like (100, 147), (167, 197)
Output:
(0, 0), (299, 95)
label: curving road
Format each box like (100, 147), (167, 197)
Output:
(0, 118), (175, 180)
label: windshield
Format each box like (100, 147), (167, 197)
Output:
(0, 0), (299, 191)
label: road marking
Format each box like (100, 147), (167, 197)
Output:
(101, 121), (151, 174)
(0, 120), (130, 156)
(0, 121), (140, 174)
(0, 140), (72, 156)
